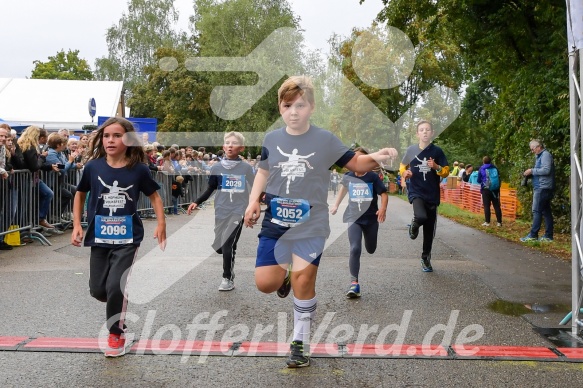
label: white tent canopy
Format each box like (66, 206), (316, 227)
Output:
(0, 78), (123, 130)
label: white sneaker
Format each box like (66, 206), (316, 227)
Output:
(496, 222), (502, 227)
(481, 222), (490, 226)
(218, 278), (234, 291)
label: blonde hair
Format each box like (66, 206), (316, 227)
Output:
(278, 75), (315, 106)
(17, 126), (41, 152)
(224, 131), (245, 145)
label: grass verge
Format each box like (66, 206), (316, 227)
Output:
(395, 194), (571, 260)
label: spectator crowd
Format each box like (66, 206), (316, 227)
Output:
(0, 123), (263, 250)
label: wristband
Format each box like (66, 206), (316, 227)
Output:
(436, 166), (442, 173)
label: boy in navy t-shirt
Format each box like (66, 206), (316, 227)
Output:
(399, 120), (449, 272)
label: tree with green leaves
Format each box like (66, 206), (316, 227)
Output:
(31, 49), (93, 80)
(366, 0), (570, 227)
(129, 0), (314, 140)
(94, 0), (181, 91)
(326, 21), (464, 154)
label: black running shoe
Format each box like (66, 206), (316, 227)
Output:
(409, 220), (419, 240)
(421, 257), (433, 272)
(276, 265), (292, 298)
(286, 340), (310, 368)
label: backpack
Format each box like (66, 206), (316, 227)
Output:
(484, 167), (500, 191)
(468, 171), (479, 184)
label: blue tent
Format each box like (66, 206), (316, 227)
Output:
(97, 116), (158, 142)
(0, 117), (30, 132)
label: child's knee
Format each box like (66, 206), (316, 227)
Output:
(90, 288), (107, 302)
(255, 278), (279, 294)
(292, 273), (315, 293)
(365, 243), (377, 254)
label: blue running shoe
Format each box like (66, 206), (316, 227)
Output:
(421, 257), (433, 272)
(538, 236), (554, 242)
(520, 235), (537, 242)
(346, 283), (361, 298)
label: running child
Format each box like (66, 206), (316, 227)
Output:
(71, 117), (167, 358)
(399, 120), (449, 272)
(187, 131), (255, 291)
(244, 75), (398, 368)
(330, 147), (388, 298)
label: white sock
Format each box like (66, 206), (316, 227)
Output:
(293, 296), (317, 343)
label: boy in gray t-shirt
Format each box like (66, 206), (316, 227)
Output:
(244, 75), (398, 368)
(188, 132), (254, 291)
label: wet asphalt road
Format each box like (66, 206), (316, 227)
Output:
(0, 194), (580, 387)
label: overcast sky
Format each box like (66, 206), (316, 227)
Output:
(0, 0), (384, 79)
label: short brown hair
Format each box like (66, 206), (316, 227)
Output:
(47, 133), (66, 149)
(278, 75), (315, 106)
(416, 120), (433, 132)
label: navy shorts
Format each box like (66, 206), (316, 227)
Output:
(255, 236), (325, 267)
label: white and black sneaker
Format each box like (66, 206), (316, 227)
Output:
(218, 278), (234, 291)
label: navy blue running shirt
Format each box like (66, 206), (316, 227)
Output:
(341, 171), (387, 225)
(401, 143), (448, 206)
(76, 158), (160, 247)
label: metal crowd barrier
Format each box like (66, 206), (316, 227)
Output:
(136, 171), (207, 216)
(1, 166), (207, 248)
(0, 170), (51, 246)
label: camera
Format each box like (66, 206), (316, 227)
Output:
(521, 175), (530, 187)
(57, 164), (66, 170)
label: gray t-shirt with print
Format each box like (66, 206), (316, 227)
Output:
(258, 126), (354, 240)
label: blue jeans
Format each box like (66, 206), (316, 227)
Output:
(172, 196), (178, 214)
(529, 188), (554, 239)
(38, 180), (54, 220)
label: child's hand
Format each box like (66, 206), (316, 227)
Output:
(244, 202), (261, 228)
(71, 227), (84, 247)
(154, 225), (167, 251)
(375, 148), (399, 166)
(402, 169), (412, 179)
(377, 208), (387, 223)
(187, 203), (198, 215)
